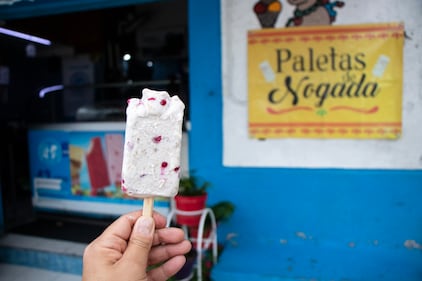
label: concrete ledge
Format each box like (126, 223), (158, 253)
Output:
(0, 234), (85, 275)
(211, 241), (422, 281)
(0, 263), (81, 281)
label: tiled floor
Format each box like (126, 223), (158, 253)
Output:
(0, 263), (81, 281)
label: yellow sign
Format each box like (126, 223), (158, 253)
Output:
(248, 23), (404, 139)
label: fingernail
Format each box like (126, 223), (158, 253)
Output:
(135, 216), (154, 236)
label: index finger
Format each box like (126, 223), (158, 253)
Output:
(101, 210), (167, 241)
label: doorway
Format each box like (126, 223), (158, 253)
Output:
(0, 0), (189, 237)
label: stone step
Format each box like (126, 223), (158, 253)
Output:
(0, 233), (85, 275)
(0, 262), (81, 281)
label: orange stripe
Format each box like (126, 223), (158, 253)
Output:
(248, 24), (403, 39)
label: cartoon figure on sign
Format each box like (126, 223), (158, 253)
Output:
(285, 0), (345, 27)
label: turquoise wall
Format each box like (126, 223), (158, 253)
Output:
(189, 1), (422, 280)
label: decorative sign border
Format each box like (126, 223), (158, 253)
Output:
(248, 23), (404, 139)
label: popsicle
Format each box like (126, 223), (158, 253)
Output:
(121, 88), (185, 217)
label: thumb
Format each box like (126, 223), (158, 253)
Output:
(121, 216), (155, 272)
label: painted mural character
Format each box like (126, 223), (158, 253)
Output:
(285, 0), (345, 27)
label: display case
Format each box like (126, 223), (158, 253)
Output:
(28, 122), (189, 217)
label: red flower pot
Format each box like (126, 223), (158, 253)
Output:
(174, 193), (207, 227)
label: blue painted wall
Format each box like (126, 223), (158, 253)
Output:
(189, 1), (422, 280)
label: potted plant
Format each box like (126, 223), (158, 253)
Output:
(174, 172), (211, 227)
(172, 175), (235, 281)
(210, 201), (235, 224)
(173, 201), (235, 281)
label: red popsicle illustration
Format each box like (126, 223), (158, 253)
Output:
(86, 136), (110, 195)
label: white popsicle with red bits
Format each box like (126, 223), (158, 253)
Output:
(121, 88), (185, 216)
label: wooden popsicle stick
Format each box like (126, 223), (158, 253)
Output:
(142, 197), (154, 217)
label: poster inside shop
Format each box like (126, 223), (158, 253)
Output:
(28, 124), (170, 217)
(248, 22), (404, 139)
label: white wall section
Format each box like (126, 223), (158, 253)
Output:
(222, 0), (422, 169)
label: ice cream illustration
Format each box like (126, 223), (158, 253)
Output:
(69, 145), (84, 187)
(254, 0), (282, 28)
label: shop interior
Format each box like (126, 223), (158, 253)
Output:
(0, 0), (188, 242)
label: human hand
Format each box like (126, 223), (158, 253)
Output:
(82, 210), (192, 281)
